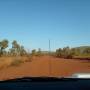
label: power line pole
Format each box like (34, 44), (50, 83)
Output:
(49, 40), (51, 53)
(49, 39), (51, 76)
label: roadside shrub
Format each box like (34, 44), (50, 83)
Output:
(25, 55), (32, 62)
(64, 53), (74, 59)
(31, 49), (36, 56)
(10, 59), (23, 66)
(55, 47), (74, 59)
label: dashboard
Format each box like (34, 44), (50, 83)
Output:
(0, 77), (90, 90)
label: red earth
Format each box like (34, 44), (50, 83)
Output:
(0, 56), (90, 80)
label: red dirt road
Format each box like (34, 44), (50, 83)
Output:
(0, 56), (90, 80)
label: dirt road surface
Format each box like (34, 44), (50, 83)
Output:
(0, 56), (90, 80)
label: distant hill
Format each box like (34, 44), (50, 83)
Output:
(75, 46), (90, 49)
(73, 46), (90, 53)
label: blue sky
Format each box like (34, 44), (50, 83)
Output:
(0, 0), (90, 51)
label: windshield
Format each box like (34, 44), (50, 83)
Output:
(0, 0), (90, 81)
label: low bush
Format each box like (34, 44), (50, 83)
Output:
(10, 59), (23, 66)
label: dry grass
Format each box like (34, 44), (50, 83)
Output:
(0, 56), (31, 69)
(10, 59), (23, 66)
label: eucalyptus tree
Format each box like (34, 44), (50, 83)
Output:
(0, 39), (9, 56)
(12, 40), (20, 56)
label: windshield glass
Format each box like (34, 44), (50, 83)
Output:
(0, 0), (90, 81)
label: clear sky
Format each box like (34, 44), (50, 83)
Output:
(0, 0), (90, 51)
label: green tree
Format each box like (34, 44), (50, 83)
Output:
(62, 46), (74, 59)
(56, 46), (74, 59)
(12, 40), (20, 56)
(84, 47), (90, 54)
(20, 46), (27, 56)
(36, 48), (42, 56)
(31, 49), (36, 56)
(9, 48), (15, 56)
(0, 39), (9, 56)
(56, 48), (63, 57)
